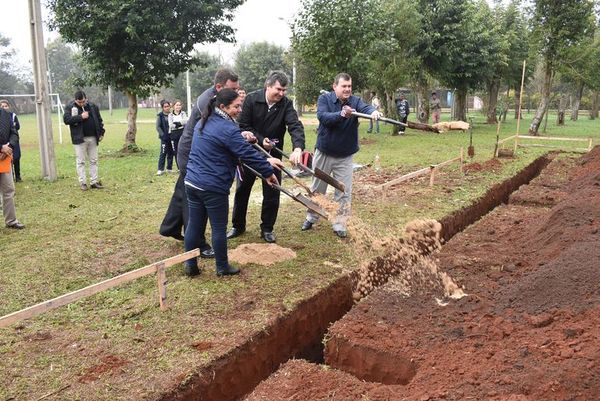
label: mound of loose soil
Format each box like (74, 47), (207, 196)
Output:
(228, 243), (297, 266)
(463, 157), (503, 173)
(244, 147), (600, 401)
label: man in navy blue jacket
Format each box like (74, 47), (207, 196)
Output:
(301, 73), (381, 238)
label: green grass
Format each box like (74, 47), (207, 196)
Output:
(0, 107), (598, 400)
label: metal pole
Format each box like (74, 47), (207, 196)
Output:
(292, 58), (298, 112)
(186, 70), (191, 115)
(28, 0), (57, 180)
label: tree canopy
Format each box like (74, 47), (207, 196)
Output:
(234, 42), (290, 92)
(48, 0), (244, 147)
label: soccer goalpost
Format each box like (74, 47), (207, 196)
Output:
(0, 93), (66, 144)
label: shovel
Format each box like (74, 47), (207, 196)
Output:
(352, 112), (442, 133)
(267, 141), (346, 193)
(467, 118), (475, 158)
(250, 143), (313, 195)
(242, 163), (329, 219)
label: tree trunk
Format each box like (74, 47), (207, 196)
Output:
(570, 82), (584, 121)
(528, 61), (553, 136)
(416, 78), (429, 123)
(557, 94), (566, 125)
(454, 87), (467, 122)
(591, 91), (599, 120)
(124, 91), (138, 148)
(385, 91), (400, 136)
(486, 80), (500, 124)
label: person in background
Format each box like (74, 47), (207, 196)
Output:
(395, 92), (410, 135)
(0, 100), (21, 182)
(168, 100), (187, 170)
(430, 92), (441, 124)
(300, 72), (381, 238)
(227, 71), (305, 244)
(0, 107), (24, 229)
(156, 99), (174, 175)
(238, 88), (247, 105)
(159, 68), (240, 246)
(63, 90), (105, 191)
(367, 92), (380, 134)
(183, 89), (282, 277)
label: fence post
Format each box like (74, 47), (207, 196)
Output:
(429, 165), (436, 187)
(156, 262), (168, 310)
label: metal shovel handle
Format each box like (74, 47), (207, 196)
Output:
(267, 142), (346, 193)
(242, 163), (329, 219)
(251, 143), (313, 195)
(352, 111), (407, 127)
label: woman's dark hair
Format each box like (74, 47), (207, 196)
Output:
(199, 88), (239, 130)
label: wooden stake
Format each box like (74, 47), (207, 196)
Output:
(589, 138), (593, 152)
(514, 60), (526, 156)
(459, 147), (464, 173)
(156, 262), (168, 310)
(429, 166), (436, 187)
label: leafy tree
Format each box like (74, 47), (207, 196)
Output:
(291, 0), (378, 104)
(0, 34), (30, 95)
(413, 0), (503, 122)
(234, 42), (290, 92)
(527, 0), (595, 135)
(364, 0), (421, 129)
(48, 0), (243, 150)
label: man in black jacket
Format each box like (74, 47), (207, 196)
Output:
(159, 68), (239, 252)
(0, 108), (24, 229)
(227, 71), (305, 243)
(63, 90), (105, 191)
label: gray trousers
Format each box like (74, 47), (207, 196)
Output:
(306, 148), (353, 231)
(74, 136), (99, 184)
(0, 167), (18, 226)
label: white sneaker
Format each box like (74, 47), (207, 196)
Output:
(156, 170), (164, 176)
(166, 169), (174, 174)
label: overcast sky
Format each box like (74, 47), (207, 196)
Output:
(0, 0), (302, 69)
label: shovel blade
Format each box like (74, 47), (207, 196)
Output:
(312, 167), (346, 192)
(294, 194), (329, 219)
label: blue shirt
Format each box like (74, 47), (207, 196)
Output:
(316, 91), (375, 158)
(185, 111), (273, 194)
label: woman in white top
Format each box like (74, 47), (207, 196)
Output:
(168, 100), (188, 170)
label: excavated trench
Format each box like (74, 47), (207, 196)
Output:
(160, 155), (550, 401)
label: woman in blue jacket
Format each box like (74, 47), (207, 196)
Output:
(184, 89), (282, 277)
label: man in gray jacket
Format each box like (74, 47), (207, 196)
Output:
(159, 68), (239, 251)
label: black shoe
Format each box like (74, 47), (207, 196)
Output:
(15, 177), (22, 182)
(260, 230), (276, 243)
(6, 222), (25, 230)
(301, 220), (313, 231)
(216, 264), (240, 276)
(90, 182), (104, 189)
(333, 230), (348, 238)
(184, 264), (200, 277)
(200, 248), (215, 258)
(226, 227), (245, 239)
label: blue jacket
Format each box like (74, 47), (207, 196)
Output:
(185, 111), (274, 194)
(316, 91), (375, 158)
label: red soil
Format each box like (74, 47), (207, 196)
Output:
(244, 149), (600, 401)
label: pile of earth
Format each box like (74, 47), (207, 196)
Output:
(244, 148), (600, 401)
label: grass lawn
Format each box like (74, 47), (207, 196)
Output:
(1, 106), (599, 400)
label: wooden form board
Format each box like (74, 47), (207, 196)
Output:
(497, 134), (597, 156)
(375, 148), (463, 191)
(0, 249), (200, 328)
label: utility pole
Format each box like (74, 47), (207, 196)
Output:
(29, 0), (57, 180)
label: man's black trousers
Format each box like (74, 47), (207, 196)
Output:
(231, 166), (282, 233)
